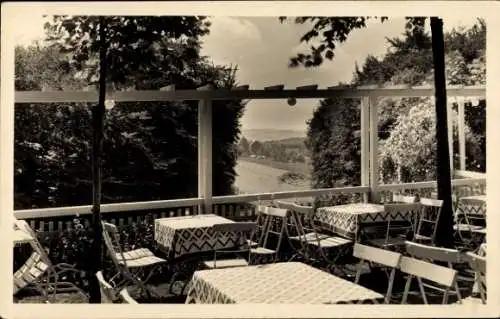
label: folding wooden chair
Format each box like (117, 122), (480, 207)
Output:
(96, 271), (117, 303)
(102, 222), (166, 297)
(246, 205), (288, 264)
(203, 222), (257, 269)
(367, 203), (420, 251)
(353, 244), (402, 304)
(454, 198), (487, 249)
(404, 241), (474, 295)
(278, 201), (352, 268)
(120, 288), (139, 304)
(398, 255), (461, 304)
(458, 252), (486, 305)
(414, 198), (443, 246)
(13, 220), (87, 303)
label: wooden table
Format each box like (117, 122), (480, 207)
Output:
(315, 203), (415, 241)
(186, 262), (383, 304)
(154, 214), (240, 259)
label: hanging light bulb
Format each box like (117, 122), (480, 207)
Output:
(104, 99), (115, 110)
(287, 97), (297, 106)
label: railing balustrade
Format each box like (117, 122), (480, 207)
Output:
(13, 177), (485, 240)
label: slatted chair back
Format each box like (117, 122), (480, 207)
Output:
(212, 222), (257, 252)
(383, 203), (421, 240)
(14, 220), (53, 267)
(460, 198), (487, 228)
(13, 219), (87, 302)
(398, 256), (461, 304)
(204, 222), (258, 269)
(275, 201), (314, 258)
(405, 241), (462, 265)
(96, 271), (117, 303)
(465, 252), (487, 304)
(256, 205), (288, 260)
(102, 222), (127, 269)
(353, 244), (401, 304)
(392, 194), (418, 204)
(414, 198), (443, 246)
(13, 220), (54, 297)
(120, 289), (139, 304)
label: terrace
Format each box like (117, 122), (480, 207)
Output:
(12, 84), (487, 305)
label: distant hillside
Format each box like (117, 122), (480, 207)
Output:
(268, 137), (306, 147)
(242, 129), (306, 142)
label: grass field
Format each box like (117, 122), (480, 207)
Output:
(234, 158), (311, 194)
(238, 156), (312, 177)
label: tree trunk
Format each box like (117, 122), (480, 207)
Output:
(88, 16), (107, 303)
(430, 17), (454, 248)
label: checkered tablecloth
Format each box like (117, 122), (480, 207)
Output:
(154, 214), (240, 259)
(185, 262), (383, 304)
(315, 203), (415, 240)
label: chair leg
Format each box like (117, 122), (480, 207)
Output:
(417, 277), (428, 304)
(401, 275), (413, 304)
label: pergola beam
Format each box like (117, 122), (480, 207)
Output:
(13, 85), (485, 214)
(14, 85), (485, 104)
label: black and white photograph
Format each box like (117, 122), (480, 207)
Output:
(1, 1), (498, 318)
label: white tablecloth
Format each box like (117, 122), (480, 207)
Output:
(154, 214), (240, 259)
(186, 262), (383, 304)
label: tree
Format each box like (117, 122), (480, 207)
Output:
(282, 17), (485, 247)
(238, 136), (250, 156)
(379, 102), (480, 183)
(44, 16), (212, 89)
(278, 17), (426, 68)
(306, 98), (360, 188)
(15, 16), (246, 207)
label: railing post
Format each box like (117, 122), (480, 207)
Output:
(369, 95), (380, 203)
(360, 97), (370, 203)
(197, 85), (213, 214)
(457, 100), (466, 171)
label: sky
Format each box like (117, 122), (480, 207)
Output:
(13, 14), (480, 132)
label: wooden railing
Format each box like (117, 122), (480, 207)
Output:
(13, 178), (486, 239)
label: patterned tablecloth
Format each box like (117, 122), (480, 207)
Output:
(154, 214), (240, 259)
(456, 195), (486, 217)
(315, 203), (415, 240)
(186, 262), (383, 304)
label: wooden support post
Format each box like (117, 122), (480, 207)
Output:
(369, 95), (380, 203)
(197, 85), (213, 214)
(457, 100), (466, 171)
(431, 17), (454, 248)
(447, 102), (454, 174)
(89, 16), (107, 304)
(360, 97), (370, 203)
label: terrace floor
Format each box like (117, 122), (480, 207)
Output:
(14, 244), (477, 304)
